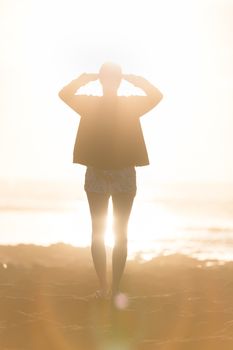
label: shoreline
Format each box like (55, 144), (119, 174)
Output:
(0, 242), (232, 267)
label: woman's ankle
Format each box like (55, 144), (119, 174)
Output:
(111, 285), (120, 297)
(99, 283), (108, 294)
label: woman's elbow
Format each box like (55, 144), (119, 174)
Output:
(58, 89), (67, 102)
(152, 92), (163, 106)
(58, 90), (64, 99)
(158, 92), (163, 102)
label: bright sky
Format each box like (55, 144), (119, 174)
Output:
(1, 0), (233, 186)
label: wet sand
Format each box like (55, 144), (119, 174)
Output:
(0, 244), (233, 350)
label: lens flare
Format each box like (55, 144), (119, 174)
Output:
(113, 293), (129, 310)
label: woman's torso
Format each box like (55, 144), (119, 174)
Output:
(73, 95), (150, 169)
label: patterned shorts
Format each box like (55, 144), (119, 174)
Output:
(84, 166), (137, 195)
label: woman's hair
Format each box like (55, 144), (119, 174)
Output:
(99, 62), (122, 81)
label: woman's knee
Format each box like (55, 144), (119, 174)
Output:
(114, 233), (128, 247)
(91, 232), (105, 245)
(113, 219), (128, 236)
(91, 215), (107, 232)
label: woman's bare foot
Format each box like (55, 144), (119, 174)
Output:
(95, 288), (110, 300)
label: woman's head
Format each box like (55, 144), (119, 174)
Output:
(99, 62), (122, 95)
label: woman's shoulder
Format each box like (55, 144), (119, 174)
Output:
(118, 95), (156, 117)
(76, 94), (101, 100)
(118, 95), (147, 103)
(74, 95), (101, 116)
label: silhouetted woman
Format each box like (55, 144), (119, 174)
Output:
(58, 62), (163, 300)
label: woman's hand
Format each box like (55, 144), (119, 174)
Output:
(75, 73), (99, 86)
(58, 73), (99, 105)
(122, 74), (146, 87)
(122, 74), (163, 104)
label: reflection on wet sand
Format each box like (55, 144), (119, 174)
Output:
(0, 245), (233, 350)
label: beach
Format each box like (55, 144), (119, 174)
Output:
(1, 244), (233, 350)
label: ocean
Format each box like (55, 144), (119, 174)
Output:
(1, 190), (233, 262)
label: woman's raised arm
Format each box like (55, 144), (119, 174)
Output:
(123, 74), (163, 106)
(58, 73), (98, 110)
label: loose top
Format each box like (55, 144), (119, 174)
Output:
(72, 95), (156, 170)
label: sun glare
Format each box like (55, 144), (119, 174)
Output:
(1, 0), (231, 182)
(103, 200), (182, 252)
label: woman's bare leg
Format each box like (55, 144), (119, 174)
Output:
(111, 192), (135, 296)
(86, 192), (110, 294)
